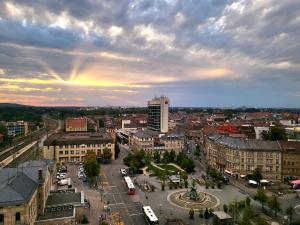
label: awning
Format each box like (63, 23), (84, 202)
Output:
(260, 179), (269, 183)
(240, 174), (247, 178)
(290, 180), (300, 185)
(248, 180), (258, 185)
(225, 170), (233, 175)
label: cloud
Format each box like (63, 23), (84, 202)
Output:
(0, 0), (299, 107)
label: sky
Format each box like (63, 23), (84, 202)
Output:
(0, 0), (299, 107)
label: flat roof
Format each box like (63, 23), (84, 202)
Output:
(46, 192), (81, 206)
(37, 207), (74, 221)
(44, 132), (113, 146)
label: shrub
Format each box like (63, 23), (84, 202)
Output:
(223, 204), (228, 213)
(81, 215), (89, 224)
(189, 208), (194, 219)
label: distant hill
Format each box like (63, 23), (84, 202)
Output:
(0, 103), (30, 108)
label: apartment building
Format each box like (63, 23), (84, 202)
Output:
(279, 141), (300, 180)
(205, 134), (282, 182)
(6, 121), (29, 136)
(129, 130), (154, 152)
(147, 96), (169, 133)
(160, 134), (184, 153)
(43, 132), (115, 163)
(65, 117), (87, 132)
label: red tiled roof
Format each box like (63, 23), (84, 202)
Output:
(217, 125), (239, 134)
(65, 117), (87, 128)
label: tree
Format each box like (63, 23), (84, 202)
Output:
(204, 208), (210, 224)
(223, 204), (228, 213)
(286, 206), (295, 224)
(265, 127), (287, 141)
(101, 148), (112, 163)
(194, 145), (200, 158)
(189, 208), (194, 219)
(114, 140), (120, 159)
(153, 151), (161, 163)
(252, 167), (263, 183)
(169, 150), (176, 163)
(0, 123), (7, 136)
(239, 206), (254, 225)
(245, 196), (251, 207)
(268, 195), (281, 217)
(255, 216), (269, 225)
(254, 188), (268, 210)
(84, 152), (100, 186)
(159, 170), (168, 191)
(180, 158), (195, 173)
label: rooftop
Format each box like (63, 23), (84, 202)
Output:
(209, 134), (281, 151)
(213, 211), (232, 220)
(46, 192), (82, 206)
(0, 160), (52, 207)
(37, 207), (74, 221)
(44, 132), (113, 146)
(65, 117), (87, 128)
(0, 171), (37, 206)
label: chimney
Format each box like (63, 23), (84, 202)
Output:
(38, 169), (43, 181)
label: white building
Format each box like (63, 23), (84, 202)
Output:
(147, 96), (169, 133)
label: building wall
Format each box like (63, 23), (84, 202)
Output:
(130, 135), (154, 152)
(0, 190), (38, 225)
(43, 143), (115, 163)
(34, 217), (75, 225)
(162, 139), (184, 153)
(282, 152), (300, 179)
(205, 138), (282, 182)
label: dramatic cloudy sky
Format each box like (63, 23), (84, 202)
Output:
(0, 0), (299, 107)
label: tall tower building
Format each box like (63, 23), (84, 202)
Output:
(147, 96), (169, 133)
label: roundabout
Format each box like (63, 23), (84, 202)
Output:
(167, 190), (220, 210)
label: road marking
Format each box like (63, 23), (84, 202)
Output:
(129, 213), (143, 216)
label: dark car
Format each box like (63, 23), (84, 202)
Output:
(222, 176), (229, 184)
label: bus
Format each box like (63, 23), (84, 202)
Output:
(142, 206), (159, 225)
(124, 176), (135, 195)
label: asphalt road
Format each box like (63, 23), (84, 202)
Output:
(102, 145), (147, 225)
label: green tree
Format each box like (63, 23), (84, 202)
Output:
(252, 167), (263, 183)
(101, 148), (112, 163)
(180, 158), (195, 173)
(254, 188), (268, 210)
(223, 204), (228, 213)
(153, 151), (161, 163)
(268, 195), (281, 217)
(265, 127), (287, 141)
(84, 152), (100, 186)
(114, 140), (120, 159)
(245, 196), (251, 207)
(286, 206), (295, 224)
(169, 150), (176, 163)
(204, 208), (210, 224)
(0, 123), (7, 136)
(255, 216), (269, 225)
(194, 145), (200, 158)
(189, 208), (194, 219)
(239, 206), (254, 225)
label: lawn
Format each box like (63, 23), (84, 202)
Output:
(147, 163), (182, 176)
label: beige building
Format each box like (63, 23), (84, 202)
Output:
(65, 117), (87, 132)
(43, 132), (115, 163)
(280, 141), (300, 180)
(129, 130), (154, 152)
(205, 134), (282, 182)
(161, 134), (184, 153)
(0, 160), (54, 225)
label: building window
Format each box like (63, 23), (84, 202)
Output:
(59, 151), (63, 155)
(15, 212), (21, 222)
(0, 214), (4, 224)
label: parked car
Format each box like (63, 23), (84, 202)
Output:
(222, 176), (229, 184)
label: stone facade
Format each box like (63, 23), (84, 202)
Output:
(280, 141), (300, 180)
(43, 132), (115, 163)
(205, 134), (282, 182)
